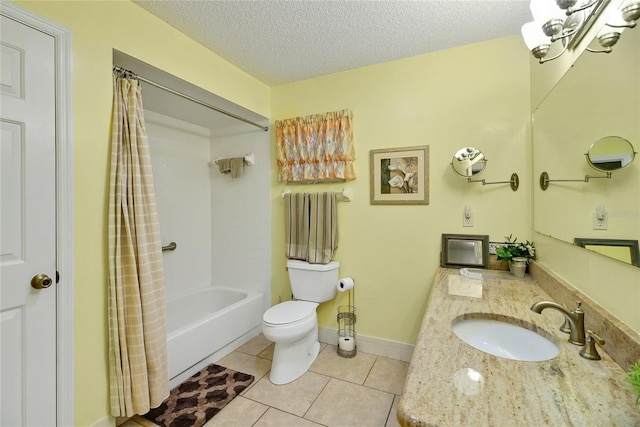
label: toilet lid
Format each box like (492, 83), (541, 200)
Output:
(263, 301), (316, 325)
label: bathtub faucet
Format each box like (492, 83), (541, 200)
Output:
(530, 300), (585, 346)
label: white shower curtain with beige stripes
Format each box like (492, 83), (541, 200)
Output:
(108, 70), (169, 417)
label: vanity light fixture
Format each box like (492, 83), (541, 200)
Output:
(521, 0), (640, 63)
(588, 0), (640, 53)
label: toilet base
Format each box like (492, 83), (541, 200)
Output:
(269, 328), (319, 385)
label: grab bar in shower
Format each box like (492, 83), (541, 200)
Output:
(162, 242), (177, 252)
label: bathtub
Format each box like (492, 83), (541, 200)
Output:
(165, 286), (265, 380)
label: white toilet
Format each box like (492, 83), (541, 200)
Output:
(262, 259), (340, 385)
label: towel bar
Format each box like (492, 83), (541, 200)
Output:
(281, 187), (352, 202)
(210, 153), (255, 167)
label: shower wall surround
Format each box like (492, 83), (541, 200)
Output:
(146, 110), (271, 306)
(147, 111), (213, 299)
(210, 125), (271, 307)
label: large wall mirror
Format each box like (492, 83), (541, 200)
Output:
(533, 26), (640, 267)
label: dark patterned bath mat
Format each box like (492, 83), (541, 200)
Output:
(142, 363), (254, 427)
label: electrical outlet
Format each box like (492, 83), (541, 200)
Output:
(463, 211), (474, 227)
(489, 242), (499, 255)
(592, 212), (608, 230)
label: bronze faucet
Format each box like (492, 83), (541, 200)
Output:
(530, 301), (585, 346)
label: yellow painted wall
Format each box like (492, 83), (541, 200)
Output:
(531, 0), (640, 333)
(271, 35), (531, 344)
(585, 245), (633, 264)
(13, 1), (270, 426)
(528, 0), (620, 109)
(12, 1), (638, 426)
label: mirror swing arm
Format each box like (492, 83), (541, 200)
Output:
(540, 137), (636, 190)
(467, 173), (520, 191)
(539, 170), (611, 190)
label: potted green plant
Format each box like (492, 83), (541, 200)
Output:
(495, 234), (536, 277)
(626, 359), (640, 405)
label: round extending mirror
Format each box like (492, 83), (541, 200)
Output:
(451, 147), (487, 177)
(586, 136), (636, 172)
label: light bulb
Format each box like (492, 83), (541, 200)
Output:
(530, 0), (565, 22)
(597, 23), (624, 48)
(521, 21), (551, 50)
(601, 3), (629, 27)
(621, 0), (640, 22)
(556, 0), (578, 10)
(598, 24), (625, 37)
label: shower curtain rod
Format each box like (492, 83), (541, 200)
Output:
(113, 66), (269, 132)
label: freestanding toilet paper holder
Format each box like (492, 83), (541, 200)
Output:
(337, 285), (356, 358)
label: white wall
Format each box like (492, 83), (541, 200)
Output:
(146, 111), (272, 307)
(146, 110), (213, 299)
(210, 125), (271, 308)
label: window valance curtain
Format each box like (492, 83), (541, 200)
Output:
(276, 109), (356, 183)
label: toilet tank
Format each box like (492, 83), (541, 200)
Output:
(287, 260), (340, 303)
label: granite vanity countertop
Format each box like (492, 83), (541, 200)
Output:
(398, 267), (639, 427)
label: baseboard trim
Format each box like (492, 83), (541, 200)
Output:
(318, 327), (414, 362)
(91, 415), (115, 427)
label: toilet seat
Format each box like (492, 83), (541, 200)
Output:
(263, 301), (317, 326)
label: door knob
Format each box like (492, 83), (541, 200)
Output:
(31, 274), (53, 289)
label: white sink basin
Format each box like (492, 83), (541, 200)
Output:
(452, 317), (560, 362)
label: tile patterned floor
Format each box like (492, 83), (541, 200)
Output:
(123, 333), (408, 427)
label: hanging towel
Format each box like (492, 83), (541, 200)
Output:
(284, 193), (309, 260)
(230, 157), (244, 178)
(217, 158), (231, 174)
(307, 192), (338, 264)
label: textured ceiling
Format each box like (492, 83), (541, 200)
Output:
(134, 0), (532, 86)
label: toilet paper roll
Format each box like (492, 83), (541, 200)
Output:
(337, 277), (354, 292)
(338, 336), (355, 352)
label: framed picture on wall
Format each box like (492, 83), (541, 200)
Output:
(369, 145), (429, 205)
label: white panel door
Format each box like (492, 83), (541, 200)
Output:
(1, 15), (57, 426)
